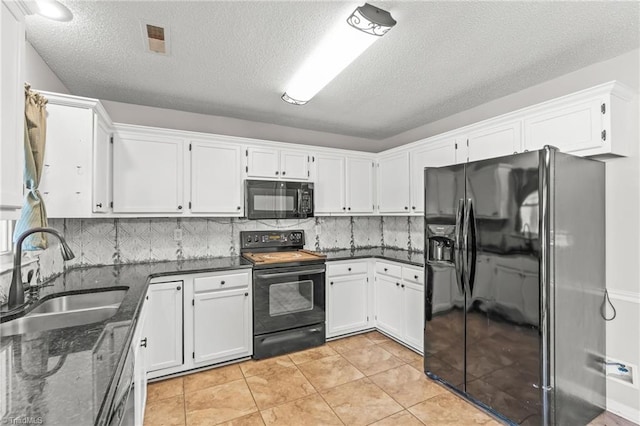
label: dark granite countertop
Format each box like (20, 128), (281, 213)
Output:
(0, 257), (251, 426)
(320, 247), (424, 267)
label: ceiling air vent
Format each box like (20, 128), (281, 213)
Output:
(142, 22), (170, 55)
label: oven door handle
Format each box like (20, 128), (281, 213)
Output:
(255, 269), (325, 279)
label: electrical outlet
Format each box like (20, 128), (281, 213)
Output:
(173, 228), (183, 242)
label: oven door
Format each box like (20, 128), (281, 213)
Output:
(245, 180), (308, 220)
(253, 265), (325, 336)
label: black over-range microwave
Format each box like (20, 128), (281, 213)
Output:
(245, 180), (314, 220)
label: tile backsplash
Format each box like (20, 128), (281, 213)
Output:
(0, 216), (424, 304)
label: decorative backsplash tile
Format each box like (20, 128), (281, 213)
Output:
(0, 214), (426, 304)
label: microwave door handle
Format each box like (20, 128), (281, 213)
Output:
(296, 189), (303, 215)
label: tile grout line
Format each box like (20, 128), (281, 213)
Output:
(293, 360), (346, 425)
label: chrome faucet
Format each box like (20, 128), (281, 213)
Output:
(8, 227), (75, 310)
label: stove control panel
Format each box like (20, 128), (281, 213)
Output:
(240, 230), (305, 249)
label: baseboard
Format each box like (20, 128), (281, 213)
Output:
(607, 398), (640, 424)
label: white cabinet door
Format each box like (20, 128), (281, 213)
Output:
(314, 154), (345, 214)
(133, 299), (148, 426)
(280, 150), (308, 180)
(524, 98), (602, 154)
(378, 152), (410, 214)
(410, 138), (457, 214)
(346, 157), (374, 214)
(327, 274), (368, 337)
(402, 281), (424, 352)
(113, 133), (184, 213)
(191, 142), (243, 214)
(0, 2), (25, 213)
(92, 115), (112, 213)
(246, 146), (279, 179)
(39, 105), (93, 218)
(375, 275), (403, 338)
(193, 288), (251, 364)
(467, 121), (522, 162)
(145, 282), (183, 372)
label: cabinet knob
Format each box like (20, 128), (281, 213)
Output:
(401, 284), (405, 288)
(237, 206), (241, 210)
(342, 207), (346, 211)
(221, 280), (226, 285)
(348, 267), (352, 272)
(178, 205), (183, 210)
(96, 203), (103, 208)
(348, 207), (351, 211)
(384, 268), (388, 272)
(414, 275), (418, 280)
(330, 282), (334, 285)
(146, 295), (149, 300)
(412, 206), (416, 210)
(141, 337), (147, 348)
(513, 151), (518, 154)
(245, 292), (249, 297)
(282, 171), (286, 176)
(275, 171), (279, 175)
(404, 206), (408, 210)
(396, 282), (400, 287)
(177, 286), (181, 290)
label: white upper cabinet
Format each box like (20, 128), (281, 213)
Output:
(315, 154), (345, 214)
(246, 146), (309, 180)
(38, 93), (113, 218)
(377, 151), (410, 214)
(190, 141), (242, 215)
(280, 149), (309, 180)
(113, 131), (185, 213)
(466, 121), (522, 162)
(0, 1), (27, 215)
(409, 137), (457, 214)
(523, 82), (633, 156)
(346, 157), (375, 214)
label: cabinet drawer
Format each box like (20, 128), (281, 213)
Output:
(194, 272), (250, 293)
(375, 261), (402, 278)
(327, 262), (368, 276)
(402, 267), (424, 285)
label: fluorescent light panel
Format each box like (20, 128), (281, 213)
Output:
(36, 0), (73, 21)
(282, 3), (395, 105)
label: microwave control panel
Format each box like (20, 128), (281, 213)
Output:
(240, 230), (305, 249)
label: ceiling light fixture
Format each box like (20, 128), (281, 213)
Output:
(35, 0), (73, 22)
(281, 3), (396, 106)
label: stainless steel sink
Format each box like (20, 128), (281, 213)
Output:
(30, 289), (127, 314)
(0, 289), (127, 337)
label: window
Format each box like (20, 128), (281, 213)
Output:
(0, 220), (14, 257)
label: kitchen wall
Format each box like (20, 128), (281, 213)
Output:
(0, 216), (424, 302)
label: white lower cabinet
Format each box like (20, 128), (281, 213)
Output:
(133, 298), (149, 426)
(326, 260), (370, 338)
(144, 281), (184, 372)
(374, 262), (424, 352)
(143, 269), (253, 379)
(193, 285), (252, 364)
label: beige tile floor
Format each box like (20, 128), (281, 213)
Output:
(144, 331), (636, 426)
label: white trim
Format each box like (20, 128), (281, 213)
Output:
(606, 398), (640, 424)
(607, 289), (640, 304)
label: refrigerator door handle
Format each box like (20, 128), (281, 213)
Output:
(455, 198), (465, 295)
(463, 198), (477, 295)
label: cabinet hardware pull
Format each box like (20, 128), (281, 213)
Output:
(513, 151), (518, 154)
(412, 206), (416, 210)
(330, 282), (334, 285)
(178, 205), (183, 210)
(221, 281), (226, 285)
(282, 171), (286, 176)
(396, 282), (400, 286)
(245, 292), (249, 296)
(275, 171), (279, 175)
(348, 207), (351, 211)
(146, 296), (149, 300)
(342, 207), (346, 210)
(414, 275), (418, 280)
(96, 203), (103, 208)
(401, 284), (405, 288)
(384, 268), (388, 272)
(348, 268), (352, 271)
(141, 338), (147, 348)
(404, 206), (408, 210)
(237, 206), (241, 210)
(177, 286), (181, 290)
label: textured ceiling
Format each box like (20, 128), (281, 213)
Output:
(26, 1), (639, 144)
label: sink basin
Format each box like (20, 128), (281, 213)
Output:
(0, 289), (127, 337)
(30, 289), (127, 314)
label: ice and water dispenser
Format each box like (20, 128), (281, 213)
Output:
(426, 224), (455, 263)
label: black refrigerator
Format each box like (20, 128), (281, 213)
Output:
(423, 146), (606, 425)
